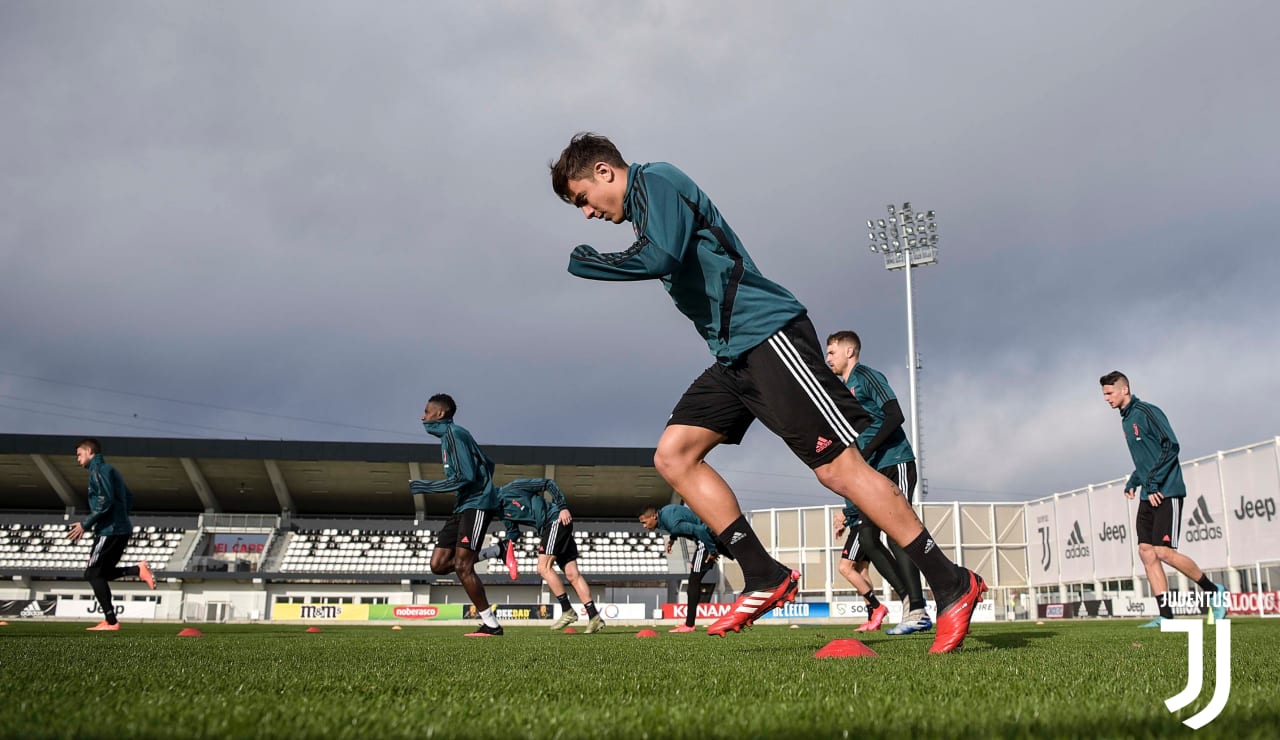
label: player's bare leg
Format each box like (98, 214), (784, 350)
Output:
(429, 546), (456, 576)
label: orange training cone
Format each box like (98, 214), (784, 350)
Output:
(814, 638), (878, 659)
(635, 628), (659, 638)
(177, 628), (203, 637)
(306, 626), (322, 633)
(562, 626), (577, 634)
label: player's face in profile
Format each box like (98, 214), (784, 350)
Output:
(566, 165), (626, 224)
(825, 342), (852, 376)
(75, 446), (93, 467)
(638, 512), (658, 531)
(1101, 383), (1128, 409)
(422, 404), (447, 422)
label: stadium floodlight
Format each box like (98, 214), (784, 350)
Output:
(862, 202), (939, 500)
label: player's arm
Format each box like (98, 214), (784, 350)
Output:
(1124, 471), (1140, 498)
(1144, 408), (1180, 495)
(567, 176), (693, 281)
(543, 480), (573, 524)
(408, 433), (476, 494)
(858, 398), (905, 460)
(833, 510), (846, 539)
(80, 469), (113, 531)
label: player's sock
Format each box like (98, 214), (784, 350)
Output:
(584, 601), (599, 619)
(480, 606), (499, 629)
(1195, 575), (1216, 592)
(122, 566), (140, 577)
(902, 530), (964, 598)
(718, 516), (788, 589)
(104, 608), (118, 626)
(1157, 596), (1173, 620)
(476, 545), (503, 560)
(861, 591), (880, 610)
(556, 593), (572, 611)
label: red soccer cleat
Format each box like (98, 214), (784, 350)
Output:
(504, 541), (519, 581)
(86, 621), (120, 631)
(668, 624), (696, 633)
(930, 569), (987, 654)
(138, 560), (156, 590)
(707, 569), (799, 636)
(856, 603), (889, 632)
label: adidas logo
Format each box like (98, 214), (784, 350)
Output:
(1185, 495), (1223, 542)
(728, 532), (747, 546)
(924, 538), (934, 554)
(1097, 601), (1110, 617)
(815, 436), (833, 453)
(1065, 521), (1090, 559)
(461, 536), (470, 544)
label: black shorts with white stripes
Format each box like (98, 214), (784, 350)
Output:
(668, 314), (873, 468)
(436, 509), (493, 552)
(538, 519), (580, 568)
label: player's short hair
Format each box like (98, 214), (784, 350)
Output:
(1099, 371), (1129, 388)
(826, 330), (861, 354)
(76, 438), (101, 455)
(427, 393), (457, 419)
(638, 505), (659, 518)
(550, 132), (629, 203)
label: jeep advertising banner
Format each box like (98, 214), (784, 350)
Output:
(271, 603), (371, 621)
(1178, 459), (1228, 570)
(1055, 491), (1093, 583)
(0, 599), (56, 618)
(54, 597), (157, 620)
(1089, 481), (1135, 580)
(369, 604), (464, 621)
(1219, 445), (1280, 566)
(1025, 499), (1057, 585)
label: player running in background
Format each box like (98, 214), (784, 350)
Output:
(477, 478), (606, 634)
(410, 394), (503, 636)
(1100, 371), (1228, 627)
(551, 133), (983, 651)
(66, 438), (155, 631)
(640, 504), (734, 633)
(826, 331), (932, 635)
(833, 504), (907, 633)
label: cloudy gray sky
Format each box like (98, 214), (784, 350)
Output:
(3, 1), (1278, 510)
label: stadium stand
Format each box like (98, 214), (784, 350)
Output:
(0, 522), (185, 571)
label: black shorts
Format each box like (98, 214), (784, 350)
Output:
(686, 539), (718, 575)
(667, 315), (873, 468)
(87, 534), (130, 570)
(437, 509), (493, 551)
(1136, 497), (1183, 548)
(878, 461), (918, 503)
(841, 529), (870, 563)
(537, 519), (579, 568)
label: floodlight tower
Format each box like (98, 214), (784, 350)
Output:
(866, 203), (938, 499)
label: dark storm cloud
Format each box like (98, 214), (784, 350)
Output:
(2, 1), (1277, 509)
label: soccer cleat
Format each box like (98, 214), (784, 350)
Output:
(504, 541), (519, 581)
(1139, 617), (1166, 628)
(584, 615), (606, 634)
(464, 624), (504, 637)
(856, 604), (889, 632)
(929, 569), (986, 654)
(887, 609), (933, 635)
(138, 560), (156, 590)
(550, 609), (580, 631)
(86, 621), (120, 631)
(1211, 585), (1228, 622)
(707, 569), (800, 637)
(668, 624), (697, 633)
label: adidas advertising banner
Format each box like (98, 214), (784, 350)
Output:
(1036, 599), (1114, 619)
(1179, 460), (1228, 569)
(1219, 446), (1280, 565)
(1026, 499), (1057, 585)
(54, 597), (157, 620)
(1089, 481), (1136, 580)
(1055, 492), (1093, 583)
(0, 599), (56, 618)
(272, 603), (371, 621)
(369, 604), (465, 621)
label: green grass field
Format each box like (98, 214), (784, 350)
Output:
(1, 619), (1277, 739)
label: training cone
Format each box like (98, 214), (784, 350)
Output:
(306, 626), (322, 633)
(562, 627), (577, 634)
(391, 625), (402, 631)
(635, 628), (659, 638)
(814, 638), (878, 659)
(176, 628), (203, 637)
(0, 620), (8, 626)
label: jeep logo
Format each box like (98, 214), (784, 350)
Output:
(1098, 522), (1127, 543)
(1232, 496), (1276, 523)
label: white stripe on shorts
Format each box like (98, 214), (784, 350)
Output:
(766, 333), (859, 446)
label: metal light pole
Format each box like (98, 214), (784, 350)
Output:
(866, 203), (938, 499)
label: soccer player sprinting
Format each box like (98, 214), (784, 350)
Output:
(66, 438), (156, 631)
(410, 394), (503, 636)
(477, 478), (606, 634)
(1099, 372), (1228, 626)
(826, 331), (932, 635)
(550, 133), (984, 651)
(639, 504), (734, 633)
(832, 504), (906, 633)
